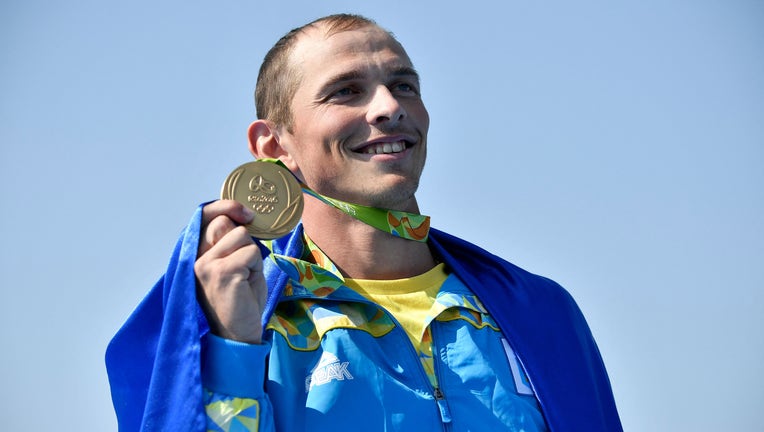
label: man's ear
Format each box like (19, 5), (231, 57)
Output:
(247, 120), (299, 172)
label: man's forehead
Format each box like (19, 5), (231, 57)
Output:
(299, 21), (392, 46)
(290, 24), (412, 71)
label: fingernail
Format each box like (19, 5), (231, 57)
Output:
(242, 206), (255, 219)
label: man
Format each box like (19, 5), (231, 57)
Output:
(106, 14), (621, 432)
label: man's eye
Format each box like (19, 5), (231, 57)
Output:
(333, 87), (357, 97)
(394, 83), (418, 94)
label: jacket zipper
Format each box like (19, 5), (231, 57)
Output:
(371, 299), (454, 430)
(430, 322), (453, 431)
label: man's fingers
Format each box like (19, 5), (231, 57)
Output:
(199, 215), (237, 257)
(194, 240), (266, 344)
(227, 242), (265, 276)
(198, 200), (255, 257)
(202, 200), (255, 227)
(194, 200), (267, 344)
(202, 225), (258, 263)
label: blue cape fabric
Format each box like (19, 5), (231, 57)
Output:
(106, 205), (622, 431)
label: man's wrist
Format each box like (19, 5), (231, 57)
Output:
(202, 333), (270, 399)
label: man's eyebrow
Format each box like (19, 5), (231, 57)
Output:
(320, 70), (367, 91)
(389, 66), (420, 81)
(318, 66), (421, 95)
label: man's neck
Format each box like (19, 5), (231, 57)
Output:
(301, 195), (437, 280)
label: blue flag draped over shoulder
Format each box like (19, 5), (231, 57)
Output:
(106, 205), (622, 431)
(106, 205), (209, 431)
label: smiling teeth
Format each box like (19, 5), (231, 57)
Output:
(364, 141), (406, 154)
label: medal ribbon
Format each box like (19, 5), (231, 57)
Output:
(263, 159), (431, 242)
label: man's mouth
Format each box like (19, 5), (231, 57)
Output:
(356, 140), (411, 155)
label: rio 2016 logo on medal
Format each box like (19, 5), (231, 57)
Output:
(221, 161), (304, 239)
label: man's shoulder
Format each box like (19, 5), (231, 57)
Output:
(428, 227), (574, 304)
(428, 227), (554, 280)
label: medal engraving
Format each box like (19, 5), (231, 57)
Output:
(221, 161), (303, 239)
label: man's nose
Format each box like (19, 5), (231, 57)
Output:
(366, 85), (406, 125)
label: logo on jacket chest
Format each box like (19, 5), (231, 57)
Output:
(305, 351), (354, 392)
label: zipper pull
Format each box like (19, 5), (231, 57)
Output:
(433, 387), (452, 423)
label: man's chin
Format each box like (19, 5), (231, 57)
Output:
(357, 186), (420, 212)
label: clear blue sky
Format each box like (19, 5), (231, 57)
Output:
(2, 1), (762, 430)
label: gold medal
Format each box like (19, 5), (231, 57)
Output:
(220, 161), (304, 239)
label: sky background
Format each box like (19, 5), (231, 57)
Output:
(2, 0), (762, 430)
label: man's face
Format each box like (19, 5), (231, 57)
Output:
(278, 25), (429, 211)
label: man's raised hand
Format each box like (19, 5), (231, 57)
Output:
(194, 200), (267, 344)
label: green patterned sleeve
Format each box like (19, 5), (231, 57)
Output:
(204, 390), (272, 432)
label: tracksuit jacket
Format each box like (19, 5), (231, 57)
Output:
(105, 205), (622, 431)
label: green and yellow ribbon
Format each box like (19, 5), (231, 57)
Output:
(264, 159), (430, 242)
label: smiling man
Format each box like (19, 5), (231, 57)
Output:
(107, 14), (621, 432)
